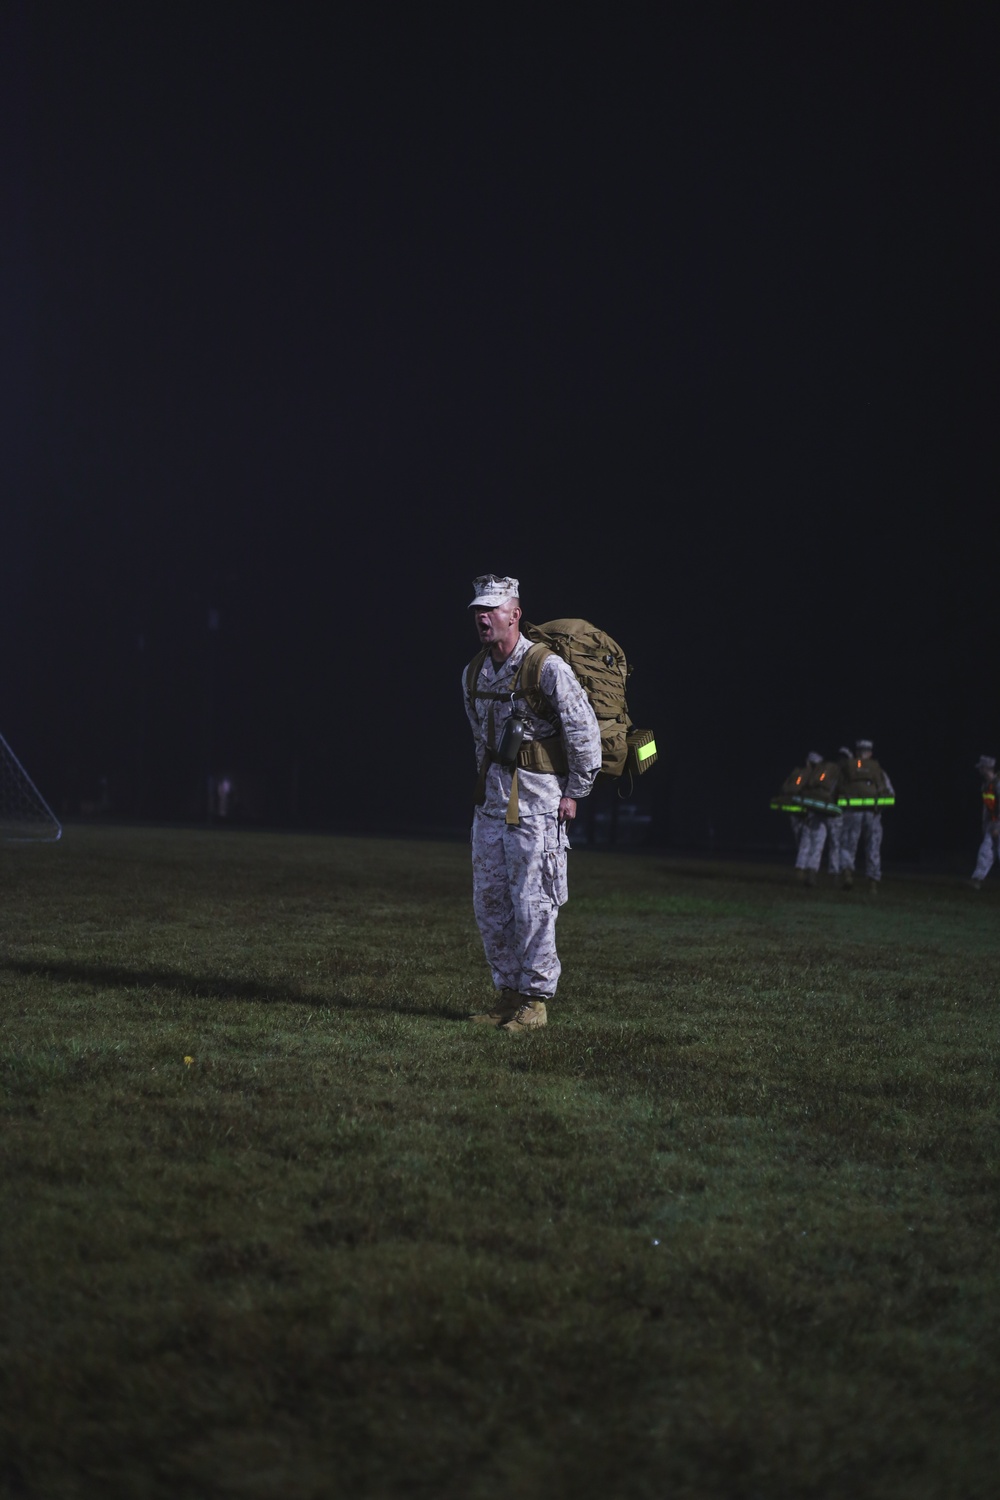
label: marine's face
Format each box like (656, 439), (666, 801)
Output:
(473, 600), (520, 649)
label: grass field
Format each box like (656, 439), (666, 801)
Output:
(1, 825), (997, 1500)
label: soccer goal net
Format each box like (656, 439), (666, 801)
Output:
(0, 732), (62, 842)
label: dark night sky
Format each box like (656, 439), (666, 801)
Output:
(2, 2), (997, 854)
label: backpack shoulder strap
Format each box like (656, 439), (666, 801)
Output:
(516, 643), (556, 721)
(467, 641), (556, 713)
(465, 647), (490, 706)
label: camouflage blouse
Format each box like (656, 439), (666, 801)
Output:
(462, 634), (601, 818)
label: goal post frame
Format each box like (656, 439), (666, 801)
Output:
(0, 731), (63, 843)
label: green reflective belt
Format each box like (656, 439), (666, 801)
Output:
(837, 796), (894, 808)
(636, 739), (657, 764)
(771, 799), (804, 813)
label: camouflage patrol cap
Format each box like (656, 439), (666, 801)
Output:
(855, 739), (874, 753)
(806, 752), (823, 765)
(975, 755), (996, 771)
(468, 574), (520, 608)
(838, 746), (852, 759)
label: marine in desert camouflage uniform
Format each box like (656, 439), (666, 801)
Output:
(824, 747), (853, 877)
(971, 755), (999, 889)
(837, 739), (895, 891)
(463, 575), (601, 1033)
(792, 752), (840, 886)
(775, 763), (807, 860)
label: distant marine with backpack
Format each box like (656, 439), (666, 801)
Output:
(825, 747), (854, 876)
(835, 739), (896, 892)
(770, 750), (841, 885)
(970, 755), (1000, 889)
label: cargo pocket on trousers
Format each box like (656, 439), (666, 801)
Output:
(541, 820), (569, 907)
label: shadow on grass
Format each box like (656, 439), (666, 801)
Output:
(0, 956), (458, 1020)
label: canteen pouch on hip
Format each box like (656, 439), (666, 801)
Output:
(495, 713), (528, 767)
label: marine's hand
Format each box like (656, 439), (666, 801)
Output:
(558, 797), (577, 823)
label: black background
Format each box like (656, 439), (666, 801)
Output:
(3, 3), (996, 856)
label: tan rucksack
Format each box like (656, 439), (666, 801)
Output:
(771, 760), (842, 815)
(804, 760), (839, 804)
(777, 766), (807, 801)
(465, 619), (656, 780)
(836, 757), (894, 809)
(521, 619), (656, 778)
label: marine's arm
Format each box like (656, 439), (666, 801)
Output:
(538, 656), (601, 810)
(461, 662), (485, 768)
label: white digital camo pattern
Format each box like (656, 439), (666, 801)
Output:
(463, 634), (601, 811)
(838, 811), (883, 881)
(469, 574), (520, 608)
(826, 815), (844, 874)
(972, 825), (1000, 882)
(472, 811), (569, 996)
(464, 633), (601, 1000)
(794, 814), (828, 872)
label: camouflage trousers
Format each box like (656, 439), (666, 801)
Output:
(794, 814), (828, 871)
(471, 809), (570, 998)
(972, 825), (1000, 882)
(826, 815), (845, 874)
(838, 811), (883, 881)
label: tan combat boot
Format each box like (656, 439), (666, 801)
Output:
(499, 996), (548, 1033)
(470, 988), (521, 1025)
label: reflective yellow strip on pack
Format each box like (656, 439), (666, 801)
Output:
(636, 739), (657, 763)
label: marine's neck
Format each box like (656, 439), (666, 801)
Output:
(490, 629), (521, 666)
